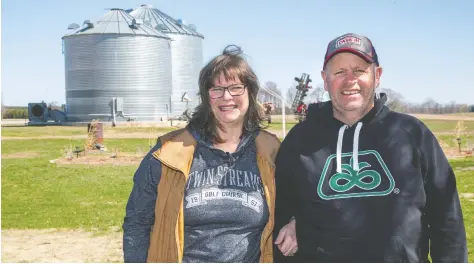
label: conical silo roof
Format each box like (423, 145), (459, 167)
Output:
(129, 4), (204, 38)
(63, 8), (171, 39)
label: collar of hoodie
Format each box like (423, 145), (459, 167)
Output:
(187, 126), (257, 162)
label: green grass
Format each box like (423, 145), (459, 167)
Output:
(2, 158), (136, 230)
(437, 134), (474, 149)
(266, 122), (298, 131)
(1, 126), (86, 137)
(420, 120), (474, 133)
(1, 138), (152, 230)
(1, 125), (177, 137)
(451, 157), (474, 260)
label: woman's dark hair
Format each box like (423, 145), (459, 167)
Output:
(187, 45), (266, 143)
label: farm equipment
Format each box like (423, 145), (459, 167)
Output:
(261, 102), (274, 124)
(291, 73), (312, 122)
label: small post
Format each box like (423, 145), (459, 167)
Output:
(457, 137), (462, 153)
(112, 97), (117, 127)
(282, 95), (286, 138)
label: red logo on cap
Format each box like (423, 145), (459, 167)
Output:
(336, 36), (361, 48)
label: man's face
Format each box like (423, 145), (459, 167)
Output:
(321, 52), (382, 116)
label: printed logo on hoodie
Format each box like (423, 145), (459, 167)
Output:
(185, 165), (265, 213)
(317, 150), (395, 200)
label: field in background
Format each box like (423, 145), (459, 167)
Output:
(1, 113), (473, 262)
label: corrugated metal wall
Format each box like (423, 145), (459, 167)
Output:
(63, 34), (172, 121)
(129, 6), (204, 118)
(168, 34), (203, 116)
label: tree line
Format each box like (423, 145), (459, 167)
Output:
(379, 88), (474, 114)
(258, 84), (474, 115)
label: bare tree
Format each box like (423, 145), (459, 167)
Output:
(1, 103), (5, 119)
(307, 86), (327, 103)
(379, 88), (406, 112)
(285, 86), (296, 106)
(1, 93), (5, 119)
(420, 98), (438, 114)
(264, 81), (279, 92)
(447, 101), (457, 114)
(258, 81), (281, 106)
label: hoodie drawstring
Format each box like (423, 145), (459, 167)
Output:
(352, 122), (363, 170)
(336, 125), (348, 173)
(336, 122), (363, 173)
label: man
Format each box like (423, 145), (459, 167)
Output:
(273, 33), (467, 262)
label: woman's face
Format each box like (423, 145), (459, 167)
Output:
(208, 74), (249, 126)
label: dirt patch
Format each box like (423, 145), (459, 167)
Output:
(437, 139), (462, 158)
(52, 152), (145, 166)
(460, 193), (474, 199)
(1, 229), (123, 263)
(410, 114), (474, 121)
(457, 166), (474, 172)
(436, 139), (474, 159)
(2, 151), (40, 159)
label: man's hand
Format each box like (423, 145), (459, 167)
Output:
(274, 219), (298, 257)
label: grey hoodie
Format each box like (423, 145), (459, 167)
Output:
(123, 127), (268, 263)
(183, 128), (268, 263)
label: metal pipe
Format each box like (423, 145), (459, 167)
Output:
(112, 98), (117, 127)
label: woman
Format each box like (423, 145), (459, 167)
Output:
(123, 45), (281, 263)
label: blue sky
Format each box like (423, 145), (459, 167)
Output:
(2, 0), (473, 106)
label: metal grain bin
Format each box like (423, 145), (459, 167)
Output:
(62, 8), (173, 121)
(130, 4), (204, 117)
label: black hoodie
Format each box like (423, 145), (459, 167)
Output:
(273, 94), (467, 262)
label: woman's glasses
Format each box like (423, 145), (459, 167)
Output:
(208, 84), (246, 99)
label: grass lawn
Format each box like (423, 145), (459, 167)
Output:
(438, 134), (474, 149)
(420, 119), (474, 133)
(1, 138), (151, 230)
(1, 125), (177, 137)
(450, 157), (474, 260)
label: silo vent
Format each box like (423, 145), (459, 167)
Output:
(129, 5), (203, 37)
(156, 24), (167, 31)
(68, 23), (80, 30)
(132, 18), (144, 26)
(83, 20), (94, 28)
(188, 24), (197, 31)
